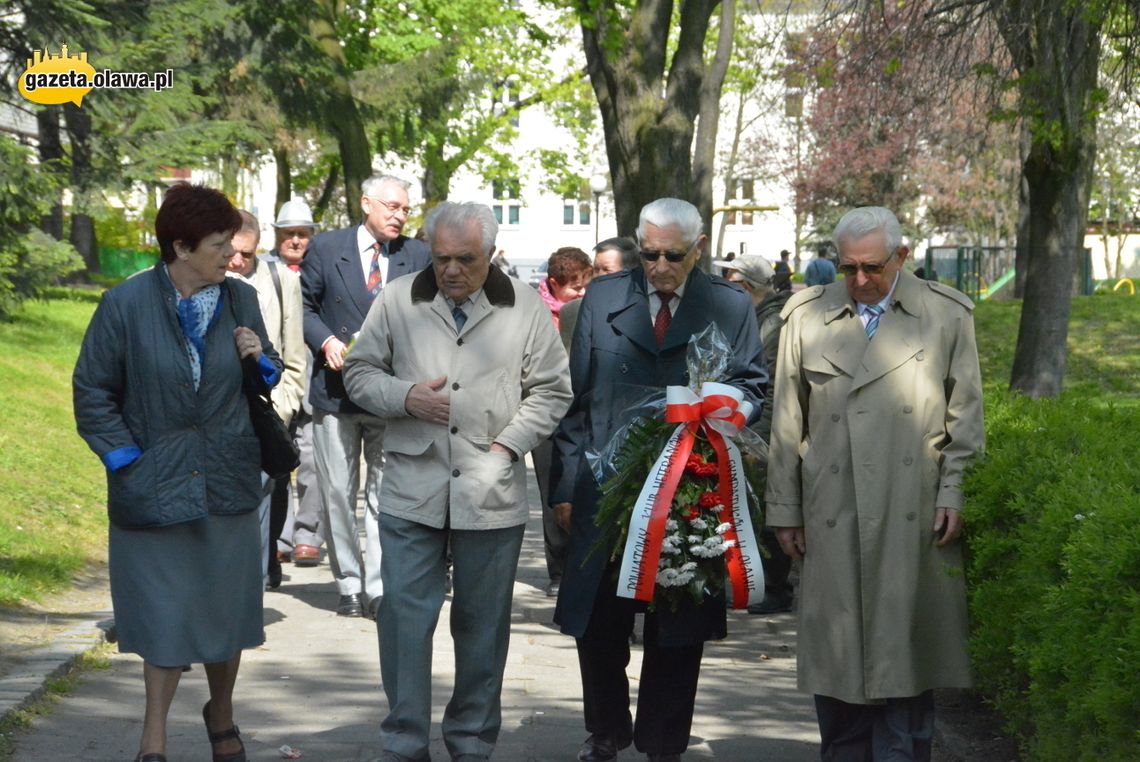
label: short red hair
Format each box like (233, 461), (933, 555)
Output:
(155, 183), (241, 263)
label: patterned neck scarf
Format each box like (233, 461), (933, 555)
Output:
(166, 264), (221, 390)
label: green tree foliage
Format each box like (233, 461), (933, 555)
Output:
(0, 136), (84, 318)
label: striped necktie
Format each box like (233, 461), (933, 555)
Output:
(452, 301), (468, 332)
(864, 304), (885, 339)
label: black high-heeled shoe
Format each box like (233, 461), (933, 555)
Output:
(202, 700), (247, 762)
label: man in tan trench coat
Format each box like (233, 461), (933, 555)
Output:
(765, 206), (984, 761)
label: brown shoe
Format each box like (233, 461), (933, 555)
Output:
(292, 544), (320, 566)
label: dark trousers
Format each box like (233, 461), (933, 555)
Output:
(576, 579), (704, 755)
(815, 691), (935, 762)
(532, 437), (568, 581)
(759, 526), (793, 600)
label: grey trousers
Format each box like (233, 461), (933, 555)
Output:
(312, 409), (384, 599)
(377, 513), (525, 760)
(289, 413), (323, 548)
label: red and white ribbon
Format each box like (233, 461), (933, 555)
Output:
(616, 382), (765, 608)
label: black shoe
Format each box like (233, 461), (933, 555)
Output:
(265, 565), (282, 591)
(545, 578), (560, 598)
(647, 755), (681, 761)
(337, 593), (364, 617)
(747, 594), (793, 615)
(366, 595), (383, 621)
(578, 732), (632, 762)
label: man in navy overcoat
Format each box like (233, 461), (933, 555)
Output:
(551, 198), (767, 762)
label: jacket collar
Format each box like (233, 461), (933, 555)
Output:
(607, 267), (712, 355)
(410, 262), (516, 307)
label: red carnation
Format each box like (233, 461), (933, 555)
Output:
(698, 491), (722, 509)
(682, 505), (702, 521)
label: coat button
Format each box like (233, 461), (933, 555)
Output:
(335, 296), (342, 303)
(191, 470), (200, 477)
(906, 512), (916, 521)
(903, 405), (913, 414)
(831, 413), (840, 422)
(829, 464), (839, 473)
(457, 338), (464, 346)
(916, 351), (924, 361)
(451, 382), (460, 391)
(620, 362), (629, 374)
(450, 426), (458, 434)
(903, 456), (914, 465)
(452, 469), (460, 477)
(826, 519), (836, 528)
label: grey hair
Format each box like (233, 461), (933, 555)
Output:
(594, 236), (641, 270)
(636, 198), (704, 246)
(236, 209), (260, 242)
(832, 207), (903, 255)
(361, 173), (412, 198)
(423, 202), (499, 255)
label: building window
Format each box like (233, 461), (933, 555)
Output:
(493, 178), (521, 227)
(493, 80), (521, 127)
(563, 199), (591, 227)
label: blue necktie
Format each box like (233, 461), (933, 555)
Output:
(865, 304), (885, 339)
(452, 303), (467, 332)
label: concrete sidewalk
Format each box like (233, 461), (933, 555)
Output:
(7, 461), (819, 761)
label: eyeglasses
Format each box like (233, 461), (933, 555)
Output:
(371, 198), (412, 216)
(641, 242), (695, 263)
(838, 254), (895, 277)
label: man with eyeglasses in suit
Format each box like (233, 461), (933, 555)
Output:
(551, 198), (767, 762)
(766, 206), (984, 761)
(301, 173), (431, 619)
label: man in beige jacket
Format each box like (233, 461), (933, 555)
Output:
(765, 207), (984, 762)
(344, 201), (572, 762)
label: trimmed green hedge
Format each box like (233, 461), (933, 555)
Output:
(964, 391), (1140, 761)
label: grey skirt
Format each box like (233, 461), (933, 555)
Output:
(109, 510), (263, 667)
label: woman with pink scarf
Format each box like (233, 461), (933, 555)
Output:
(537, 247), (593, 331)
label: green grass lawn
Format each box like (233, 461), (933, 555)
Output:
(0, 294), (106, 606)
(0, 288), (1136, 607)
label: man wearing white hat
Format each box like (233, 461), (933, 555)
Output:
(264, 199), (324, 571)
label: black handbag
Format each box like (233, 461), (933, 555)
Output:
(229, 285), (300, 479)
(241, 357), (300, 479)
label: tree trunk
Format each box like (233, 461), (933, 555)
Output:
(1006, 3), (1100, 397)
(36, 105), (65, 240)
(310, 0), (370, 223)
(64, 103), (98, 274)
(693, 0), (735, 269)
(580, 0), (721, 239)
(314, 163), (340, 221)
(274, 145), (292, 211)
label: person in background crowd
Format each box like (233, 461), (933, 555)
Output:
(532, 245), (594, 598)
(263, 198), (323, 570)
(772, 249), (793, 292)
(268, 199), (319, 272)
(227, 210), (307, 590)
(804, 245), (837, 287)
(558, 237), (642, 351)
(766, 206), (984, 762)
(718, 254), (796, 615)
(537, 246), (593, 333)
(301, 174), (431, 619)
(343, 201), (571, 762)
(552, 198), (767, 762)
(74, 183), (283, 762)
(491, 248), (518, 277)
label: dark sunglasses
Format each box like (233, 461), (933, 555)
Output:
(838, 254), (895, 277)
(640, 245), (693, 263)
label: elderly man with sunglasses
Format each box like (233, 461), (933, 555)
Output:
(766, 207), (984, 761)
(550, 198), (767, 762)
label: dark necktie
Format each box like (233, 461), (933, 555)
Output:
(654, 292), (673, 347)
(452, 302), (468, 332)
(366, 242), (383, 299)
(864, 304), (885, 339)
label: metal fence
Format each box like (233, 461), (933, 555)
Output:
(923, 246), (1093, 301)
